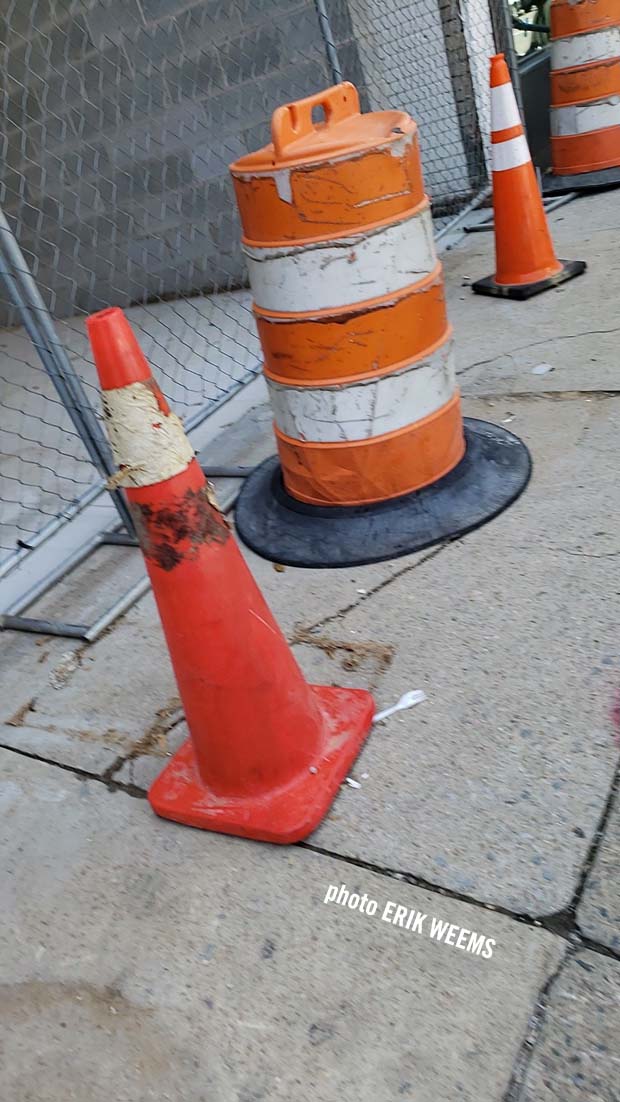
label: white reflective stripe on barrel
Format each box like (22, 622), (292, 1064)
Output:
(490, 82), (522, 132)
(551, 27), (620, 70)
(266, 336), (455, 443)
(244, 205), (437, 313)
(551, 96), (620, 135)
(491, 133), (531, 172)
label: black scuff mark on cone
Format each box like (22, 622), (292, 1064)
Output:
(130, 485), (230, 571)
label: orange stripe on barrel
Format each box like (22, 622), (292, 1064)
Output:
(231, 132), (425, 245)
(551, 0), (620, 38)
(551, 123), (620, 172)
(550, 56), (620, 105)
(257, 264), (449, 385)
(275, 392), (465, 506)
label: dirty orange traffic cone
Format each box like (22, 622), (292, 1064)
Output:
(545, 0), (620, 193)
(473, 54), (585, 299)
(86, 306), (374, 843)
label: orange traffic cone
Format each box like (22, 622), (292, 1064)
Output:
(473, 54), (585, 299)
(86, 306), (374, 843)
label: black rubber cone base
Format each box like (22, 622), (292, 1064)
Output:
(234, 419), (532, 568)
(472, 259), (586, 300)
(543, 166), (620, 196)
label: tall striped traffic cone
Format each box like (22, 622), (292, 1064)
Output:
(86, 306), (374, 843)
(473, 54), (586, 299)
(546, 0), (620, 193)
(230, 83), (532, 567)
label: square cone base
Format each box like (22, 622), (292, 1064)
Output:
(472, 259), (586, 300)
(148, 685), (374, 844)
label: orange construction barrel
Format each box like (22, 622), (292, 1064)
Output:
(230, 83), (531, 567)
(547, 0), (620, 192)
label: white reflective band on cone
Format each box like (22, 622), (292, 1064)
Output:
(491, 82), (522, 132)
(102, 381), (195, 487)
(244, 206), (437, 313)
(551, 96), (620, 136)
(551, 27), (620, 70)
(266, 338), (455, 443)
(491, 133), (531, 172)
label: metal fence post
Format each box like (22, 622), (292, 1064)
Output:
(314, 0), (343, 84)
(489, 0), (524, 116)
(438, 0), (488, 194)
(0, 208), (134, 536)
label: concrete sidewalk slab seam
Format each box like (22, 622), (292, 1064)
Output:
(503, 944), (576, 1102)
(301, 838), (620, 965)
(0, 735), (149, 802)
(507, 949), (620, 1102)
(465, 391), (620, 403)
(572, 762), (620, 924)
(1, 735), (618, 975)
(576, 764), (620, 953)
(0, 749), (567, 1102)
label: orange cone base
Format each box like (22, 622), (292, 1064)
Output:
(148, 685), (374, 844)
(472, 259), (586, 300)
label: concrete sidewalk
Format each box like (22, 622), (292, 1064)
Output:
(1, 190), (619, 1101)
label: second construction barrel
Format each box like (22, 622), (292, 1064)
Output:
(230, 83), (532, 567)
(550, 0), (620, 177)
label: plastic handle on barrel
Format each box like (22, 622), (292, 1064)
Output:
(271, 82), (360, 159)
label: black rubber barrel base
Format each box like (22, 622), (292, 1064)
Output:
(234, 418), (532, 568)
(472, 259), (586, 300)
(543, 166), (620, 196)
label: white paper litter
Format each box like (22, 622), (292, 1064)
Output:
(49, 650), (80, 690)
(372, 689), (427, 724)
(531, 362), (553, 375)
(345, 777), (361, 789)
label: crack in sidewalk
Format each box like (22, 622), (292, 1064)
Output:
(459, 326), (620, 376)
(101, 696), (184, 784)
(544, 545), (620, 560)
(297, 540), (453, 634)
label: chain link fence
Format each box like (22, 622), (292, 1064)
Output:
(0, 0), (518, 582)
